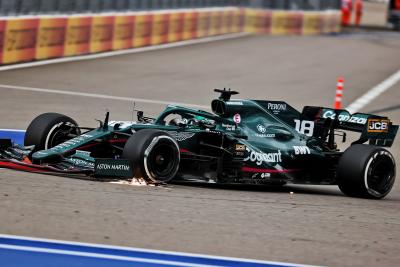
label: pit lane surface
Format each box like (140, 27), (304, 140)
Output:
(0, 32), (400, 267)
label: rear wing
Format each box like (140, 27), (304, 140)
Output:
(302, 106), (399, 147)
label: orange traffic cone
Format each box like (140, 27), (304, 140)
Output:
(354, 0), (363, 26)
(341, 0), (353, 26)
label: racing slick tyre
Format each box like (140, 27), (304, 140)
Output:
(122, 129), (180, 183)
(337, 144), (396, 199)
(24, 113), (80, 152)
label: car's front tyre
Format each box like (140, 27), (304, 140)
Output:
(24, 113), (80, 152)
(337, 144), (396, 199)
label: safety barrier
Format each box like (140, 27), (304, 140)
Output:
(0, 7), (341, 65)
(244, 9), (340, 34)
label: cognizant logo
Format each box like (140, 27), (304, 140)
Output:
(244, 147), (282, 165)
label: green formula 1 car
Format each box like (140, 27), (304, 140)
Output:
(0, 89), (398, 199)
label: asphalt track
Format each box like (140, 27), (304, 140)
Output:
(0, 32), (400, 267)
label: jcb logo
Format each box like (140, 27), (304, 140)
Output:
(368, 119), (389, 133)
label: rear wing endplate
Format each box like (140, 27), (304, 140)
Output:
(302, 107), (399, 147)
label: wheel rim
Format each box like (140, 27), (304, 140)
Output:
(144, 136), (180, 182)
(148, 143), (177, 178)
(46, 122), (79, 149)
(365, 152), (395, 198)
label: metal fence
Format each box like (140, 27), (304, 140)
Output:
(0, 0), (341, 16)
(256, 0), (340, 10)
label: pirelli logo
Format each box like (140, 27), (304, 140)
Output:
(368, 119), (390, 133)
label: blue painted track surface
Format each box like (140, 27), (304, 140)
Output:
(0, 130), (25, 145)
(0, 235), (305, 267)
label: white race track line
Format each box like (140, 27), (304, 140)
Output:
(346, 69), (400, 114)
(0, 234), (312, 267)
(0, 84), (209, 109)
(0, 32), (249, 72)
(0, 244), (214, 267)
(2, 65), (400, 113)
(0, 129), (25, 132)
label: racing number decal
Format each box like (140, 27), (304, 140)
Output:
(294, 120), (314, 137)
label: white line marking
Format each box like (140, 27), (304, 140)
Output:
(0, 129), (26, 132)
(0, 244), (214, 267)
(0, 7), (238, 20)
(0, 234), (314, 267)
(346, 69), (400, 114)
(0, 84), (209, 109)
(0, 32), (249, 72)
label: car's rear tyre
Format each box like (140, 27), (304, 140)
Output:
(337, 144), (396, 199)
(122, 129), (180, 183)
(24, 113), (80, 152)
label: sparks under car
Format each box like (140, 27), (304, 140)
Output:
(0, 89), (398, 199)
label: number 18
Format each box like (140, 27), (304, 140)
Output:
(294, 120), (314, 137)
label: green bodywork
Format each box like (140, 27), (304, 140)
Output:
(30, 97), (398, 184)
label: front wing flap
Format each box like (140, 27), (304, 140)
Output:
(0, 139), (133, 178)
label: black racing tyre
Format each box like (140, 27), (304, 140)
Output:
(337, 144), (396, 199)
(122, 129), (180, 183)
(24, 113), (80, 152)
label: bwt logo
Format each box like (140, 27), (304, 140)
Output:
(368, 119), (389, 133)
(293, 146), (311, 155)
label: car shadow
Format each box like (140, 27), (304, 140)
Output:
(171, 181), (344, 197)
(37, 172), (344, 197)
